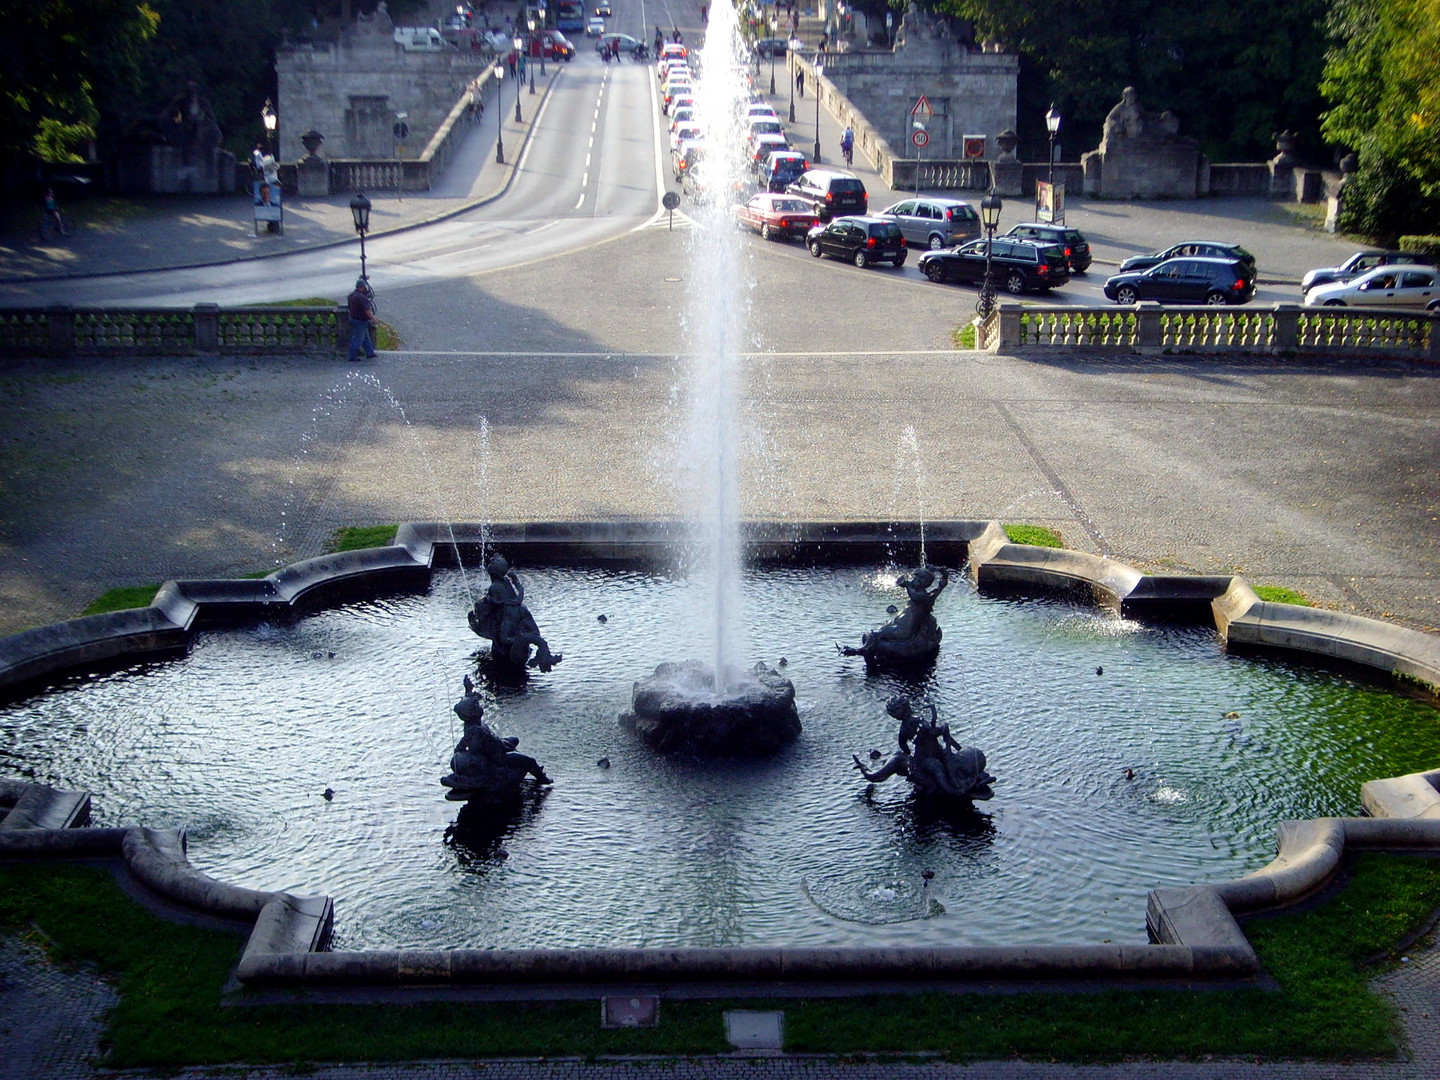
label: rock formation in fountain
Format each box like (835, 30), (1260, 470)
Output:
(839, 566), (948, 668)
(622, 660), (801, 755)
(852, 696), (995, 802)
(468, 555), (563, 672)
(441, 676), (552, 802)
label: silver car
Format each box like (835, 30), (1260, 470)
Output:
(875, 197), (981, 250)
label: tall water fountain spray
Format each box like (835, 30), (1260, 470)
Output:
(680, 6), (753, 690)
(624, 9), (802, 754)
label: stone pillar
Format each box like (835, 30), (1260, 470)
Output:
(998, 303), (1023, 349)
(194, 303), (221, 351)
(1271, 303), (1300, 352)
(296, 156), (330, 196)
(46, 304), (74, 357)
(1136, 302), (1163, 350)
(990, 160), (1022, 197)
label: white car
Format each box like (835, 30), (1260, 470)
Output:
(743, 103), (779, 121)
(1304, 264), (1440, 309)
(669, 123), (703, 155)
(669, 106), (696, 129)
(586, 17), (605, 36)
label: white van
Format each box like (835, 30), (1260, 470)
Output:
(393, 27), (447, 51)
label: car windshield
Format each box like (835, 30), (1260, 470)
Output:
(771, 198), (809, 213)
(950, 205), (978, 220)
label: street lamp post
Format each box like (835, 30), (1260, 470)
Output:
(538, 1), (547, 74)
(812, 59), (823, 164)
(513, 36), (524, 122)
(349, 191), (372, 283)
(1045, 103), (1061, 190)
(493, 62), (506, 164)
(768, 15), (778, 95)
(977, 192), (1002, 320)
(527, 18), (537, 93)
(261, 98), (277, 152)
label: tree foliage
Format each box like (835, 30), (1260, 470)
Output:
(932, 0), (1328, 162)
(0, 0), (160, 161)
(1321, 0), (1440, 239)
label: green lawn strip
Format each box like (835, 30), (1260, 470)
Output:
(953, 322), (978, 349)
(1003, 524), (1064, 548)
(2, 853), (1437, 1065)
(81, 585), (162, 616)
(327, 524), (399, 553)
(1252, 585), (1312, 606)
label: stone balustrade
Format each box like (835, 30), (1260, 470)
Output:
(982, 301), (1440, 359)
(0, 304), (346, 359)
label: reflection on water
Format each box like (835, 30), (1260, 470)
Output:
(2, 565), (1437, 950)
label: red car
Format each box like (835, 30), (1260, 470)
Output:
(733, 193), (820, 242)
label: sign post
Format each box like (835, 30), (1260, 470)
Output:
(910, 97), (933, 198)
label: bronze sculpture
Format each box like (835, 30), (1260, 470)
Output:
(852, 696), (995, 802)
(839, 565), (948, 667)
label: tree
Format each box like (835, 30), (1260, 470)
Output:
(933, 0), (1328, 162)
(0, 0), (159, 161)
(1321, 0), (1440, 239)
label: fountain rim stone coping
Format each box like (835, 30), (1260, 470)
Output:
(0, 518), (1438, 993)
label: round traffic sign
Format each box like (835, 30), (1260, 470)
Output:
(911, 129), (930, 149)
(662, 191), (681, 210)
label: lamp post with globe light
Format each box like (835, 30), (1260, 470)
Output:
(977, 192), (1002, 319)
(493, 62), (505, 164)
(1045, 103), (1061, 189)
(349, 191), (371, 283)
(787, 37), (797, 122)
(513, 36), (524, 121)
(538, 1), (547, 74)
(527, 17), (537, 93)
(768, 14), (778, 94)
(261, 98), (277, 153)
(812, 59), (823, 164)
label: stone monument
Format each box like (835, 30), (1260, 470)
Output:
(838, 565), (948, 669)
(468, 555), (563, 672)
(114, 80), (236, 195)
(1080, 87), (1203, 199)
(441, 676), (552, 802)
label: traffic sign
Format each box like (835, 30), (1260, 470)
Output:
(662, 191), (681, 210)
(911, 129), (929, 149)
(910, 95), (933, 124)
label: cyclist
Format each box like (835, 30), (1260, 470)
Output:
(42, 188), (68, 237)
(840, 126), (854, 167)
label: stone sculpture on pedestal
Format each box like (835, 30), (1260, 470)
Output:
(839, 565), (948, 669)
(852, 696), (995, 802)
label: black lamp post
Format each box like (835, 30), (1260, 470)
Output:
(349, 191), (372, 282)
(538, 1), (547, 74)
(1045, 103), (1061, 189)
(812, 59), (823, 164)
(493, 62), (506, 164)
(513, 36), (524, 122)
(787, 36), (796, 122)
(977, 192), (1002, 319)
(768, 15), (778, 95)
(261, 98), (277, 152)
(527, 18), (537, 93)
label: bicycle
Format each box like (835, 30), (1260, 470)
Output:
(840, 142), (854, 167)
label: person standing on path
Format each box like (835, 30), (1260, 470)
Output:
(796, 68), (804, 97)
(42, 188), (67, 237)
(346, 278), (378, 362)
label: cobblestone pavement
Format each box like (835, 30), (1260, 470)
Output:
(0, 932), (115, 1080)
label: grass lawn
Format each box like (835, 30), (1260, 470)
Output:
(1, 853), (1437, 1067)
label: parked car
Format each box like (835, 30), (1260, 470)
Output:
(874, 197), (980, 250)
(746, 117), (785, 139)
(669, 123), (703, 155)
(1103, 257), (1256, 305)
(734, 193), (820, 241)
(743, 103), (780, 121)
(1301, 250), (1438, 292)
(786, 169), (867, 221)
(749, 133), (791, 167)
(1303, 264), (1440, 309)
(1120, 241), (1255, 274)
(758, 150), (808, 193)
(918, 238), (1069, 293)
(1005, 222), (1091, 272)
(806, 216), (906, 268)
(673, 144), (705, 182)
(753, 37), (789, 57)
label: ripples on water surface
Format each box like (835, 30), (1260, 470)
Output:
(4, 566), (1438, 950)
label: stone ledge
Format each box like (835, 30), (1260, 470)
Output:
(1362, 770), (1440, 820)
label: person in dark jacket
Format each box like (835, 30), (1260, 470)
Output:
(346, 278), (378, 362)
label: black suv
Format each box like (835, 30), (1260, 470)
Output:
(918, 238), (1069, 293)
(1103, 257), (1255, 305)
(1005, 223), (1091, 272)
(806, 216), (906, 268)
(1120, 241), (1255, 274)
(785, 169), (868, 221)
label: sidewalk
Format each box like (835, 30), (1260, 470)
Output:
(0, 63), (559, 286)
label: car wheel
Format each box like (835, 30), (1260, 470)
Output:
(1005, 270), (1025, 294)
(924, 261), (947, 283)
(1429, 299), (1440, 311)
(1116, 285), (1139, 305)
(853, 249), (869, 269)
(808, 239), (822, 258)
(893, 253), (906, 268)
(928, 234), (945, 251)
(1323, 299), (1345, 306)
(761, 223), (773, 241)
(1204, 291), (1229, 306)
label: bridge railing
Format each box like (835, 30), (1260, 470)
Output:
(0, 304), (346, 359)
(982, 302), (1440, 359)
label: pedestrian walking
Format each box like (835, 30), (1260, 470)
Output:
(346, 278), (378, 362)
(42, 187), (68, 237)
(796, 68), (804, 97)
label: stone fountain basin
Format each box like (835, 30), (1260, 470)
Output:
(1, 520), (1437, 993)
